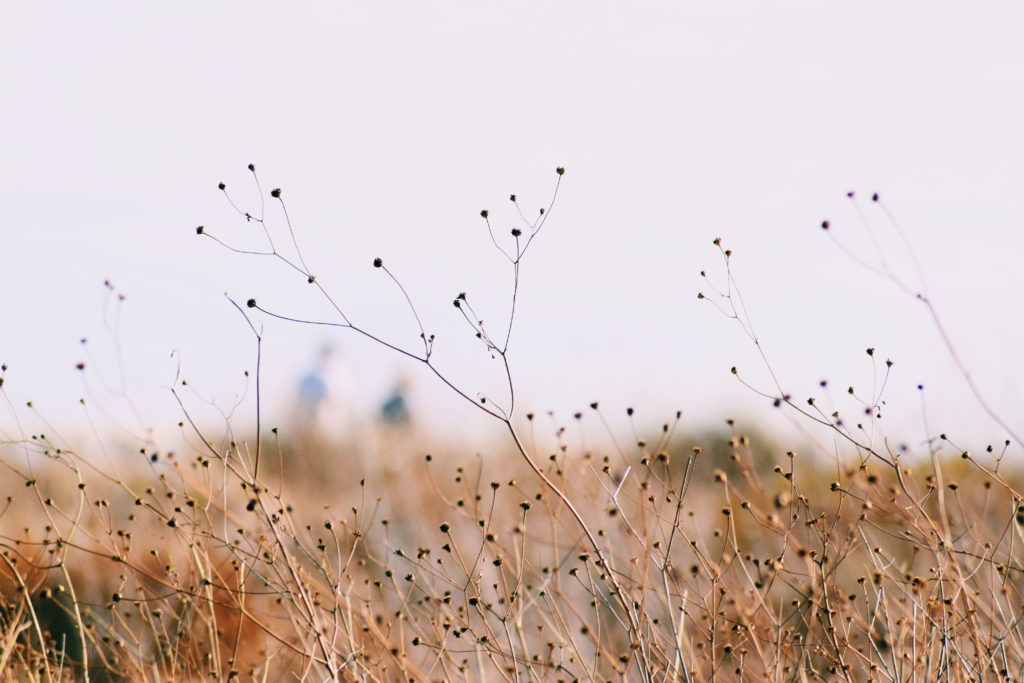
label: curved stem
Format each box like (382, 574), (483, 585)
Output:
(502, 420), (650, 681)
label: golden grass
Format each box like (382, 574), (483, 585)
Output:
(2, 168), (1020, 681)
(2, 417), (1023, 681)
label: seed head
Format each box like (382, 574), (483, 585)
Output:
(373, 258), (383, 268)
(556, 166), (565, 175)
(246, 299), (256, 308)
(270, 188), (281, 198)
(218, 182), (226, 190)
(195, 225), (204, 235)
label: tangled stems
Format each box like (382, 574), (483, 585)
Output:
(200, 165), (653, 680)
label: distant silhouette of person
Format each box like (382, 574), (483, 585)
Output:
(379, 375), (411, 427)
(292, 343), (354, 442)
(297, 363), (327, 416)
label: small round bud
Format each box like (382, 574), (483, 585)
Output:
(218, 182), (226, 190)
(509, 194), (516, 202)
(872, 193), (879, 202)
(821, 220), (830, 230)
(556, 166), (565, 175)
(373, 258), (383, 268)
(195, 225), (204, 235)
(248, 163), (255, 171)
(246, 299), (256, 308)
(270, 188), (281, 198)
(511, 228), (522, 237)
(480, 209), (489, 218)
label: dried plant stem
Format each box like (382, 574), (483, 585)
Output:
(503, 421), (649, 677)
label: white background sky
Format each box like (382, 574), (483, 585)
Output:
(2, 3), (1022, 451)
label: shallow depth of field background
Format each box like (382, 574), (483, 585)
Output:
(3, 1), (1023, 451)
(5, 5), (1024, 681)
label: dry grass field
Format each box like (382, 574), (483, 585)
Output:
(2, 169), (1021, 681)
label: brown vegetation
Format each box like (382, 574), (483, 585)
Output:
(1, 169), (1020, 681)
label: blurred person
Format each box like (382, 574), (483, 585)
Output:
(379, 373), (412, 428)
(292, 343), (355, 443)
(368, 373), (417, 478)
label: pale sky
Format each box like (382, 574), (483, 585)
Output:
(2, 3), (1022, 450)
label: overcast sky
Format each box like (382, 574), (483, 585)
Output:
(2, 2), (1022, 451)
